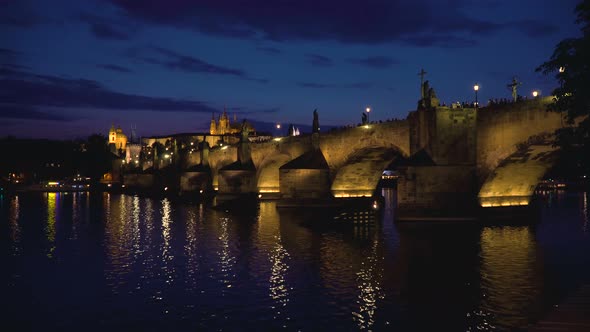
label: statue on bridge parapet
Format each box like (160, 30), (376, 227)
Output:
(312, 109), (320, 150)
(240, 119), (249, 142)
(507, 77), (522, 102)
(361, 112), (368, 125)
(312, 109), (319, 133)
(418, 80), (440, 109)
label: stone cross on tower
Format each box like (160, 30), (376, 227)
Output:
(507, 77), (522, 102)
(418, 68), (427, 98)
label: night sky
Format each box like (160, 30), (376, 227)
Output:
(0, 0), (582, 139)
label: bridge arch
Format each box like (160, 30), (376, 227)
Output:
(209, 146), (237, 190)
(256, 152), (293, 193)
(331, 146), (401, 197)
(478, 143), (560, 207)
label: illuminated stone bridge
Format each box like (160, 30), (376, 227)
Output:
(125, 97), (564, 212)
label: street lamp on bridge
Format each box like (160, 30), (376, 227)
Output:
(473, 84), (479, 108)
(532, 90), (539, 98)
(366, 107), (371, 123)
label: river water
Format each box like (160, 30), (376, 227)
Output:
(2, 189), (590, 331)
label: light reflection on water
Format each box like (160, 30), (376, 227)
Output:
(218, 216), (236, 292)
(583, 192), (588, 233)
(45, 192), (57, 257)
(478, 226), (540, 330)
(352, 237), (385, 331)
(3, 190), (590, 331)
(8, 196), (20, 252)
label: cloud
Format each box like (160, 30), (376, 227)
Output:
(256, 46), (282, 55)
(297, 81), (372, 89)
(509, 20), (559, 37)
(0, 48), (21, 64)
(0, 104), (69, 121)
(243, 107), (280, 114)
(0, 2), (46, 28)
(0, 48), (19, 56)
(0, 67), (219, 115)
(298, 82), (329, 89)
(97, 64), (133, 73)
(127, 46), (267, 82)
(90, 22), (130, 40)
(400, 34), (478, 48)
(78, 13), (132, 41)
(348, 56), (398, 68)
(106, 0), (506, 47)
(305, 54), (333, 67)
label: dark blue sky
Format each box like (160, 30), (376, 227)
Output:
(0, 0), (581, 139)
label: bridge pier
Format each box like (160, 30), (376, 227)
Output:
(396, 164), (478, 218)
(217, 125), (257, 195)
(278, 133), (331, 199)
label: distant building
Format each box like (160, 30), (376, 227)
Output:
(108, 124), (127, 154)
(209, 109), (254, 135)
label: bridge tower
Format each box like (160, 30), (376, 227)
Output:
(398, 80), (479, 216)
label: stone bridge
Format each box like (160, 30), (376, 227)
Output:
(126, 97), (564, 212)
(204, 120), (410, 196)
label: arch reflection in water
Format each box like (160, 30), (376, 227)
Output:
(184, 204), (200, 291)
(104, 194), (133, 292)
(131, 196), (141, 259)
(269, 235), (290, 316)
(352, 237), (385, 331)
(8, 196), (20, 254)
(46, 192), (58, 257)
(218, 217), (236, 291)
(478, 226), (541, 330)
(583, 192), (588, 233)
(71, 192), (82, 240)
(160, 198), (175, 285)
(257, 202), (293, 325)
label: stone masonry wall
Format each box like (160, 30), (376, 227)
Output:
(476, 97), (562, 183)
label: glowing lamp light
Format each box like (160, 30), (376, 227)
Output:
(372, 200), (379, 210)
(559, 67), (565, 73)
(473, 84), (479, 91)
(532, 90), (539, 97)
(276, 123), (281, 129)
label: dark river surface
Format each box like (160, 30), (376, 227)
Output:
(2, 189), (590, 331)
